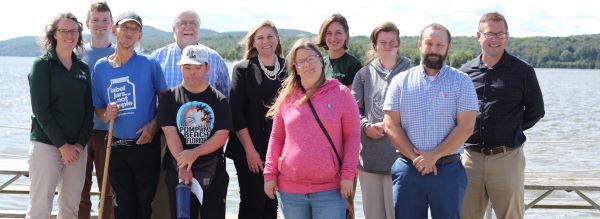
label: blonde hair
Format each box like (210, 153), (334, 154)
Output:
(479, 12), (508, 32)
(240, 20), (283, 59)
(266, 38), (326, 118)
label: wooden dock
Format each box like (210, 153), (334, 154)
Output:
(524, 171), (600, 210)
(2, 158), (600, 218)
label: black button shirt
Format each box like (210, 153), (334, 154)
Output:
(460, 51), (545, 148)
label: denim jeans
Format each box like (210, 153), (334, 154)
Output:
(278, 189), (346, 219)
(392, 158), (467, 219)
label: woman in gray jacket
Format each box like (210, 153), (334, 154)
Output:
(351, 21), (411, 219)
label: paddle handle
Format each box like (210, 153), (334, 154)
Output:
(99, 119), (114, 219)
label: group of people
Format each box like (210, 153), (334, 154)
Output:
(26, 1), (545, 219)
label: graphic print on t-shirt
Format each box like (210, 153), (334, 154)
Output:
(107, 76), (136, 116)
(371, 88), (387, 121)
(176, 101), (215, 145)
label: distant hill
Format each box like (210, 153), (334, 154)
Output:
(0, 25), (313, 57)
(1, 25), (599, 69)
(0, 36), (40, 57)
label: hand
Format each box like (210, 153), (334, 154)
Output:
(264, 180), (278, 199)
(73, 143), (84, 160)
(340, 179), (354, 198)
(176, 149), (198, 171)
(178, 167), (193, 185)
(104, 103), (119, 121)
(246, 149), (264, 173)
(136, 121), (158, 145)
(412, 148), (439, 176)
(365, 122), (385, 139)
(59, 144), (80, 164)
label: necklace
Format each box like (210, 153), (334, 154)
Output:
(258, 56), (281, 80)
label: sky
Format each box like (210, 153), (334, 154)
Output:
(1, 0), (599, 41)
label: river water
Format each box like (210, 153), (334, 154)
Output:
(1, 56), (599, 218)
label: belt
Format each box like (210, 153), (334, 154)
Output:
(436, 154), (461, 165)
(111, 137), (139, 147)
(467, 145), (512, 155)
(401, 154), (460, 165)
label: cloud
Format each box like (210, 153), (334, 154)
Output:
(1, 0), (599, 41)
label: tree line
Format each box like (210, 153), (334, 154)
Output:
(2, 27), (597, 69)
(140, 33), (600, 69)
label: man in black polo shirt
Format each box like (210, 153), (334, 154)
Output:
(459, 12), (545, 219)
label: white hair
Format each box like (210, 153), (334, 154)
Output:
(172, 10), (201, 28)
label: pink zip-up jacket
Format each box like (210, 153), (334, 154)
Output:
(264, 80), (361, 194)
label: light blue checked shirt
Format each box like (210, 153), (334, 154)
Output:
(151, 43), (230, 97)
(383, 65), (478, 154)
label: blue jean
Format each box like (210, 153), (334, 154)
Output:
(392, 158), (467, 219)
(278, 189), (346, 219)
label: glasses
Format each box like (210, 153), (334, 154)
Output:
(480, 32), (508, 39)
(57, 29), (79, 35)
(295, 55), (321, 68)
(176, 20), (198, 27)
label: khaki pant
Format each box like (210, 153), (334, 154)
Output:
(461, 146), (525, 219)
(27, 141), (88, 219)
(358, 169), (394, 219)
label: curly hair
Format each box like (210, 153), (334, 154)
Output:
(40, 12), (84, 53)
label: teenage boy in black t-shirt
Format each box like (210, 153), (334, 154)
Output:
(158, 45), (232, 219)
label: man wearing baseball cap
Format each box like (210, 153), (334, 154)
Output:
(158, 45), (232, 219)
(91, 11), (167, 219)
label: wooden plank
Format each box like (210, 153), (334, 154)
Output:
(0, 210), (98, 218)
(0, 158), (95, 176)
(525, 172), (600, 191)
(0, 159), (28, 176)
(0, 185), (100, 195)
(530, 205), (596, 209)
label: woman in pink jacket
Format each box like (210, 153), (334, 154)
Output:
(263, 38), (361, 219)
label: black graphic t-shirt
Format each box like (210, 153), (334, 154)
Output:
(158, 85), (232, 165)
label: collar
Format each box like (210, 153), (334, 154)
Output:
(47, 49), (80, 64)
(418, 64), (448, 79)
(173, 42), (208, 53)
(476, 50), (512, 70)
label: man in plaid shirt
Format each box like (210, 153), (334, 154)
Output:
(383, 23), (478, 219)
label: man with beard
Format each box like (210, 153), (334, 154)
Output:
(459, 12), (544, 219)
(383, 23), (478, 219)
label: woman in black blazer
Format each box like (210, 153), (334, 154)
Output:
(225, 20), (286, 219)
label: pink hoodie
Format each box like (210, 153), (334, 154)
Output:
(264, 80), (361, 194)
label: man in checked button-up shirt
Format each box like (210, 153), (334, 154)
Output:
(149, 10), (231, 219)
(383, 23), (479, 219)
(151, 10), (230, 97)
(459, 12), (545, 219)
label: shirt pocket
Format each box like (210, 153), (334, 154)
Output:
(434, 81), (457, 118)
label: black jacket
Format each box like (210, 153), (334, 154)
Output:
(225, 57), (286, 160)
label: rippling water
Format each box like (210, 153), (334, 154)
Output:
(1, 56), (599, 218)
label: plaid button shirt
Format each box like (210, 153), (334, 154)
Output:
(151, 43), (230, 97)
(383, 65), (479, 154)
